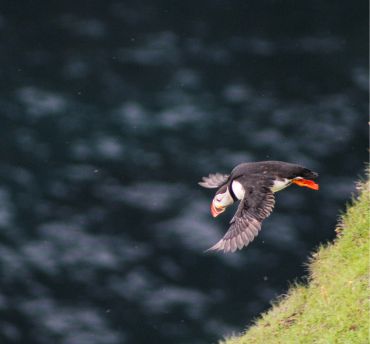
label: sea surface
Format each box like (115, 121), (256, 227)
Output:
(0, 1), (368, 343)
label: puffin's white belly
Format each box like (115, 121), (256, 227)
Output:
(231, 180), (245, 200)
(271, 178), (291, 193)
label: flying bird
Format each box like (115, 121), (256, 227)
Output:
(199, 161), (319, 253)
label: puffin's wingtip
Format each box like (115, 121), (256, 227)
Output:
(206, 236), (255, 254)
(205, 238), (246, 254)
(205, 240), (226, 253)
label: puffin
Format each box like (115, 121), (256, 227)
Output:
(199, 161), (319, 253)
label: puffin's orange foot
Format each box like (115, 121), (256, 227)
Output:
(292, 178), (319, 190)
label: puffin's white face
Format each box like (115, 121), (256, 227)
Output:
(211, 188), (234, 217)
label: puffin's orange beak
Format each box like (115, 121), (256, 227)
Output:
(211, 201), (225, 217)
(292, 178), (319, 190)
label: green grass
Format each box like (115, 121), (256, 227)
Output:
(222, 176), (369, 344)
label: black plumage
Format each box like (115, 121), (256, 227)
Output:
(199, 161), (319, 253)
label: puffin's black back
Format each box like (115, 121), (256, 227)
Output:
(230, 161), (318, 180)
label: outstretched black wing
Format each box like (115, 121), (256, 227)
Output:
(207, 181), (275, 253)
(198, 173), (229, 189)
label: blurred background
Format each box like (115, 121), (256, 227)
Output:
(0, 1), (368, 343)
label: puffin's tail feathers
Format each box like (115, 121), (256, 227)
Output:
(300, 169), (319, 179)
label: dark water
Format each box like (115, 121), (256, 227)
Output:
(0, 1), (368, 343)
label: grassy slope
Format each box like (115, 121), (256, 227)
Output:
(223, 177), (369, 344)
